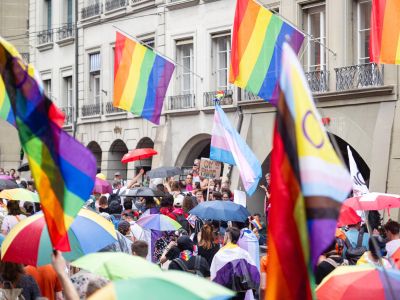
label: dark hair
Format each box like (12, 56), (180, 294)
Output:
(19, 181), (27, 189)
(118, 220), (131, 236)
(144, 196), (156, 209)
(131, 240), (149, 258)
(108, 201), (122, 214)
(226, 227), (241, 244)
(99, 196), (108, 206)
(0, 262), (24, 283)
(7, 201), (22, 216)
(212, 191), (222, 200)
(23, 201), (34, 216)
(221, 189), (232, 199)
(369, 236), (387, 259)
(112, 181), (121, 189)
(199, 224), (214, 250)
(86, 278), (108, 298)
(182, 195), (195, 213)
(171, 181), (180, 192)
(123, 199), (133, 210)
(165, 246), (180, 261)
(177, 236), (194, 252)
(161, 195), (174, 208)
(384, 220), (400, 235)
(156, 184), (165, 193)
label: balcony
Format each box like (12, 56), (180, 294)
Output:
(167, 94), (195, 110)
(240, 90), (263, 102)
(81, 1), (103, 20)
(105, 0), (127, 12)
(335, 63), (384, 91)
(203, 90), (234, 107)
(60, 106), (74, 125)
(57, 24), (75, 45)
(37, 30), (53, 51)
(105, 101), (126, 114)
(81, 103), (102, 117)
(166, 0), (200, 10)
(305, 70), (329, 93)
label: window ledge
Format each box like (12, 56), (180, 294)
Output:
(56, 37), (75, 47)
(80, 15), (101, 24)
(37, 43), (54, 52)
(104, 6), (127, 17)
(166, 0), (200, 10)
(104, 112), (128, 120)
(202, 104), (237, 114)
(131, 0), (155, 11)
(164, 108), (200, 116)
(315, 85), (395, 102)
(79, 115), (102, 124)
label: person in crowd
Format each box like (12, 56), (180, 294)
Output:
(112, 180), (123, 195)
(25, 264), (63, 300)
(113, 172), (126, 186)
(210, 227), (260, 300)
(19, 180), (28, 189)
(108, 201), (123, 228)
(384, 220), (400, 257)
(260, 173), (271, 217)
(27, 181), (36, 192)
(159, 195), (174, 217)
(52, 251), (80, 300)
(169, 195), (190, 232)
(170, 181), (181, 197)
(221, 190), (232, 201)
(357, 236), (391, 268)
(141, 196), (160, 216)
(0, 261), (41, 300)
(85, 278), (108, 298)
(118, 220), (134, 245)
(192, 159), (201, 183)
(132, 240), (149, 259)
(98, 196), (109, 213)
(197, 223), (220, 266)
(23, 201), (35, 216)
(160, 242), (180, 270)
(154, 232), (173, 263)
(194, 189), (205, 204)
(182, 195), (196, 215)
(0, 167), (4, 175)
(168, 236), (210, 277)
(344, 221), (370, 252)
(122, 198), (134, 215)
(9, 168), (16, 179)
(251, 213), (266, 245)
(1, 200), (27, 235)
(184, 174), (194, 193)
(315, 238), (348, 284)
(236, 221), (260, 271)
(211, 191), (222, 201)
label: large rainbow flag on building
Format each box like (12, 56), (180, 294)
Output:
(210, 105), (261, 196)
(0, 37), (97, 251)
(113, 32), (175, 125)
(266, 43), (352, 299)
(229, 0), (304, 105)
(370, 0), (400, 64)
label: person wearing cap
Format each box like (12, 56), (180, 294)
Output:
(168, 236), (210, 277)
(114, 172), (126, 186)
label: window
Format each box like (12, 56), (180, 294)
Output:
(303, 4), (326, 71)
(43, 79), (52, 99)
(89, 52), (101, 105)
(142, 38), (155, 50)
(357, 0), (372, 64)
(176, 39), (194, 94)
(44, 0), (52, 30)
(211, 33), (231, 90)
(63, 76), (73, 108)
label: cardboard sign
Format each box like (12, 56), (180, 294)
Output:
(199, 158), (222, 179)
(234, 189), (247, 207)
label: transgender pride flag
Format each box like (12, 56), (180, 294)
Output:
(210, 105), (261, 195)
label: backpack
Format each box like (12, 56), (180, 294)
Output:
(173, 213), (190, 233)
(345, 231), (367, 265)
(0, 281), (25, 300)
(173, 256), (204, 277)
(108, 189), (121, 205)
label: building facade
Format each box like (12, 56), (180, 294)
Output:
(0, 0), (29, 169)
(24, 0), (400, 218)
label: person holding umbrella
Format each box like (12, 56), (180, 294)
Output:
(1, 201), (26, 235)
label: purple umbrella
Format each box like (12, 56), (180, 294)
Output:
(0, 175), (13, 180)
(93, 177), (112, 194)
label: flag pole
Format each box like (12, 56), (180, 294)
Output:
(112, 25), (204, 81)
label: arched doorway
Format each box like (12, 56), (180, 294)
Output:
(108, 139), (128, 180)
(87, 141), (102, 172)
(175, 134), (212, 168)
(135, 137), (154, 173)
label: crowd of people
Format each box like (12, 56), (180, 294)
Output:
(1, 162), (400, 299)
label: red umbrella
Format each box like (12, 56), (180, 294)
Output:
(121, 148), (158, 164)
(93, 177), (112, 194)
(337, 204), (361, 227)
(344, 192), (400, 211)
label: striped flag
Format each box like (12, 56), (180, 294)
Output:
(113, 32), (175, 125)
(370, 0), (400, 64)
(0, 37), (97, 251)
(347, 146), (369, 197)
(210, 105), (261, 196)
(230, 0), (304, 104)
(267, 43), (352, 299)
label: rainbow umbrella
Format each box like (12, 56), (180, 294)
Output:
(1, 209), (117, 266)
(0, 188), (40, 203)
(316, 265), (400, 300)
(88, 271), (235, 300)
(136, 214), (181, 231)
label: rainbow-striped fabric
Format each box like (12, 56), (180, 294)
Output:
(0, 76), (15, 125)
(113, 32), (175, 125)
(230, 0), (304, 105)
(0, 37), (97, 251)
(267, 43), (352, 299)
(370, 0), (400, 64)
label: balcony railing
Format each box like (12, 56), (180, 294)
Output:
(131, 0), (148, 3)
(81, 103), (102, 117)
(20, 53), (29, 63)
(168, 94), (195, 110)
(57, 24), (74, 41)
(105, 101), (125, 114)
(335, 63), (384, 91)
(240, 90), (263, 101)
(60, 106), (74, 125)
(105, 0), (127, 11)
(81, 1), (103, 19)
(204, 90), (234, 107)
(37, 29), (53, 45)
(305, 70), (329, 93)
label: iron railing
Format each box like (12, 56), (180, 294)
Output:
(105, 0), (127, 11)
(240, 90), (263, 101)
(81, 1), (103, 19)
(105, 101), (125, 114)
(20, 53), (29, 63)
(203, 90), (234, 107)
(335, 63), (384, 91)
(60, 106), (74, 125)
(37, 29), (53, 45)
(57, 24), (74, 41)
(131, 0), (148, 3)
(81, 103), (101, 117)
(168, 94), (195, 110)
(305, 70), (329, 93)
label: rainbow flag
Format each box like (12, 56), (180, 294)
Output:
(230, 0), (304, 105)
(113, 32), (175, 125)
(266, 43), (352, 299)
(0, 77), (15, 126)
(0, 37), (97, 251)
(370, 0), (400, 64)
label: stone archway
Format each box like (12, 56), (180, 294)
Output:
(107, 139), (128, 180)
(87, 141), (102, 172)
(175, 134), (212, 168)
